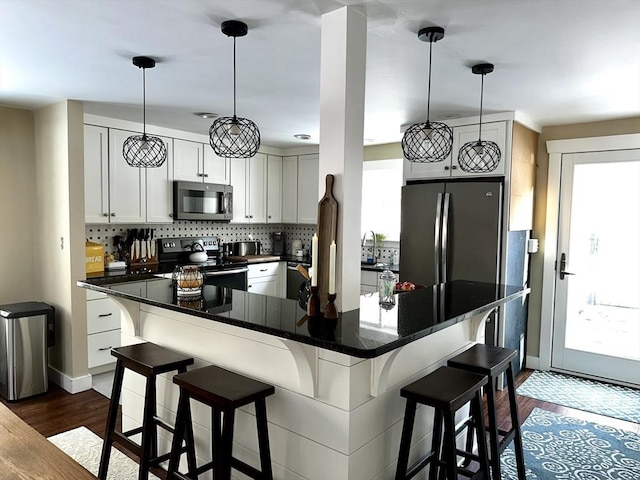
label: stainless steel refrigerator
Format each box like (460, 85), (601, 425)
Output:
(399, 179), (503, 289)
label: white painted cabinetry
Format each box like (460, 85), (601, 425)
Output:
(84, 125), (173, 224)
(266, 155), (283, 223)
(247, 262), (285, 298)
(403, 121), (507, 181)
(84, 125), (110, 223)
(86, 290), (121, 369)
(173, 139), (229, 184)
(296, 154), (320, 224)
(230, 153), (268, 223)
(282, 155), (298, 223)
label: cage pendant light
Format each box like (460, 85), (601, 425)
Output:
(402, 26), (453, 163)
(458, 63), (501, 173)
(123, 56), (167, 168)
(210, 20), (260, 159)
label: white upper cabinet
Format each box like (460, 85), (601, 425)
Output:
(107, 128), (146, 223)
(403, 120), (507, 181)
(230, 153), (267, 223)
(266, 155), (283, 223)
(297, 154), (319, 224)
(282, 156), (298, 223)
(174, 139), (229, 184)
(146, 135), (174, 223)
(84, 125), (110, 223)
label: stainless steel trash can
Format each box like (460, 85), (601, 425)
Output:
(0, 302), (55, 401)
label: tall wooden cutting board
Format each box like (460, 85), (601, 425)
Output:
(317, 174), (338, 311)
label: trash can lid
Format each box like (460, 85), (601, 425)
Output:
(0, 302), (54, 318)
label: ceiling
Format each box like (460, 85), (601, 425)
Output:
(1, 0), (639, 149)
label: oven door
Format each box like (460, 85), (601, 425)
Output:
(205, 267), (249, 290)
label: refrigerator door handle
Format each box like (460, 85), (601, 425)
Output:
(441, 192), (451, 283)
(434, 193), (443, 284)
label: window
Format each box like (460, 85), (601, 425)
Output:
(361, 158), (403, 241)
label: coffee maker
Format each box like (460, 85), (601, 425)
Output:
(271, 231), (285, 255)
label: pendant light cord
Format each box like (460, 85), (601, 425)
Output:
(142, 67), (147, 137)
(233, 36), (237, 119)
(478, 73), (484, 142)
(426, 39), (433, 124)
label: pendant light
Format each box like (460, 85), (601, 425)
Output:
(210, 20), (260, 159)
(123, 56), (167, 168)
(402, 26), (453, 163)
(458, 63), (501, 173)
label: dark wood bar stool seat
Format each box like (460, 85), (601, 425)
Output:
(167, 365), (275, 480)
(447, 344), (526, 480)
(395, 366), (490, 480)
(98, 342), (196, 480)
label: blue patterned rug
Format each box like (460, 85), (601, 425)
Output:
(501, 408), (640, 479)
(517, 370), (640, 424)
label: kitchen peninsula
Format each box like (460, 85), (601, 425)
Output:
(77, 275), (528, 479)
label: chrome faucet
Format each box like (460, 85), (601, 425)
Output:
(362, 230), (377, 263)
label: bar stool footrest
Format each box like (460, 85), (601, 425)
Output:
(111, 432), (142, 457)
(405, 450), (437, 480)
(122, 426), (143, 438)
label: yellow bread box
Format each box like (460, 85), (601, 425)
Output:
(85, 241), (105, 274)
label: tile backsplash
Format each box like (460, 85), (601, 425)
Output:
(85, 222), (316, 255)
(86, 222), (399, 262)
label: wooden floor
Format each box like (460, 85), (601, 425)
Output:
(2, 368), (638, 479)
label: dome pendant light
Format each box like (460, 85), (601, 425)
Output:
(123, 56), (167, 168)
(210, 20), (261, 159)
(402, 26), (453, 163)
(458, 63), (501, 173)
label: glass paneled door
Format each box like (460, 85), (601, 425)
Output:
(552, 149), (640, 385)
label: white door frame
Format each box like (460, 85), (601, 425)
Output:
(539, 133), (640, 371)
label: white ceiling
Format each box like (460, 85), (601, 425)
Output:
(1, 0), (639, 149)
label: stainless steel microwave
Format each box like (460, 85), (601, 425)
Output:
(173, 181), (233, 221)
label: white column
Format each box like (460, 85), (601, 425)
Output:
(319, 7), (367, 312)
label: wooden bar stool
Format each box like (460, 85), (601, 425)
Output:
(167, 365), (275, 480)
(395, 366), (490, 480)
(447, 344), (526, 480)
(98, 342), (196, 480)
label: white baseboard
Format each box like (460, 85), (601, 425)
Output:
(525, 355), (541, 370)
(48, 366), (92, 394)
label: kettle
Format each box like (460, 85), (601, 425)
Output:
(188, 242), (208, 264)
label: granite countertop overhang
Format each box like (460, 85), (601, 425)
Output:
(77, 275), (528, 359)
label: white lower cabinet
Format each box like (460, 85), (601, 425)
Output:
(247, 262), (285, 298)
(86, 291), (121, 369)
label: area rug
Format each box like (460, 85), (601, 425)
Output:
(517, 370), (640, 424)
(500, 407), (640, 479)
(48, 426), (160, 480)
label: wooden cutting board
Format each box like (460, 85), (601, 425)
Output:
(317, 174), (338, 311)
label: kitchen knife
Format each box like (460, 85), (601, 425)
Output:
(150, 228), (154, 258)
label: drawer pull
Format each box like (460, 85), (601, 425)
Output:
(98, 313), (113, 317)
(260, 268), (268, 272)
(98, 346), (113, 351)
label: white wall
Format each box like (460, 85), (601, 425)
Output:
(34, 100), (88, 379)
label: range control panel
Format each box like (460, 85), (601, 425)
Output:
(158, 236), (220, 255)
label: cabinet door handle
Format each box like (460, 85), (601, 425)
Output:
(110, 213), (116, 216)
(169, 213), (173, 217)
(203, 173), (209, 177)
(103, 213), (109, 217)
(268, 215), (272, 219)
(444, 166), (450, 170)
(451, 165), (457, 170)
(197, 173), (203, 177)
(98, 313), (113, 317)
(260, 268), (268, 272)
(98, 346), (113, 351)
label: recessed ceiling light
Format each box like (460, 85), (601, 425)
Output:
(364, 138), (376, 143)
(439, 113), (461, 120)
(196, 112), (219, 119)
(294, 134), (311, 140)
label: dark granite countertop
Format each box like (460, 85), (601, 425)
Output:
(77, 275), (528, 359)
